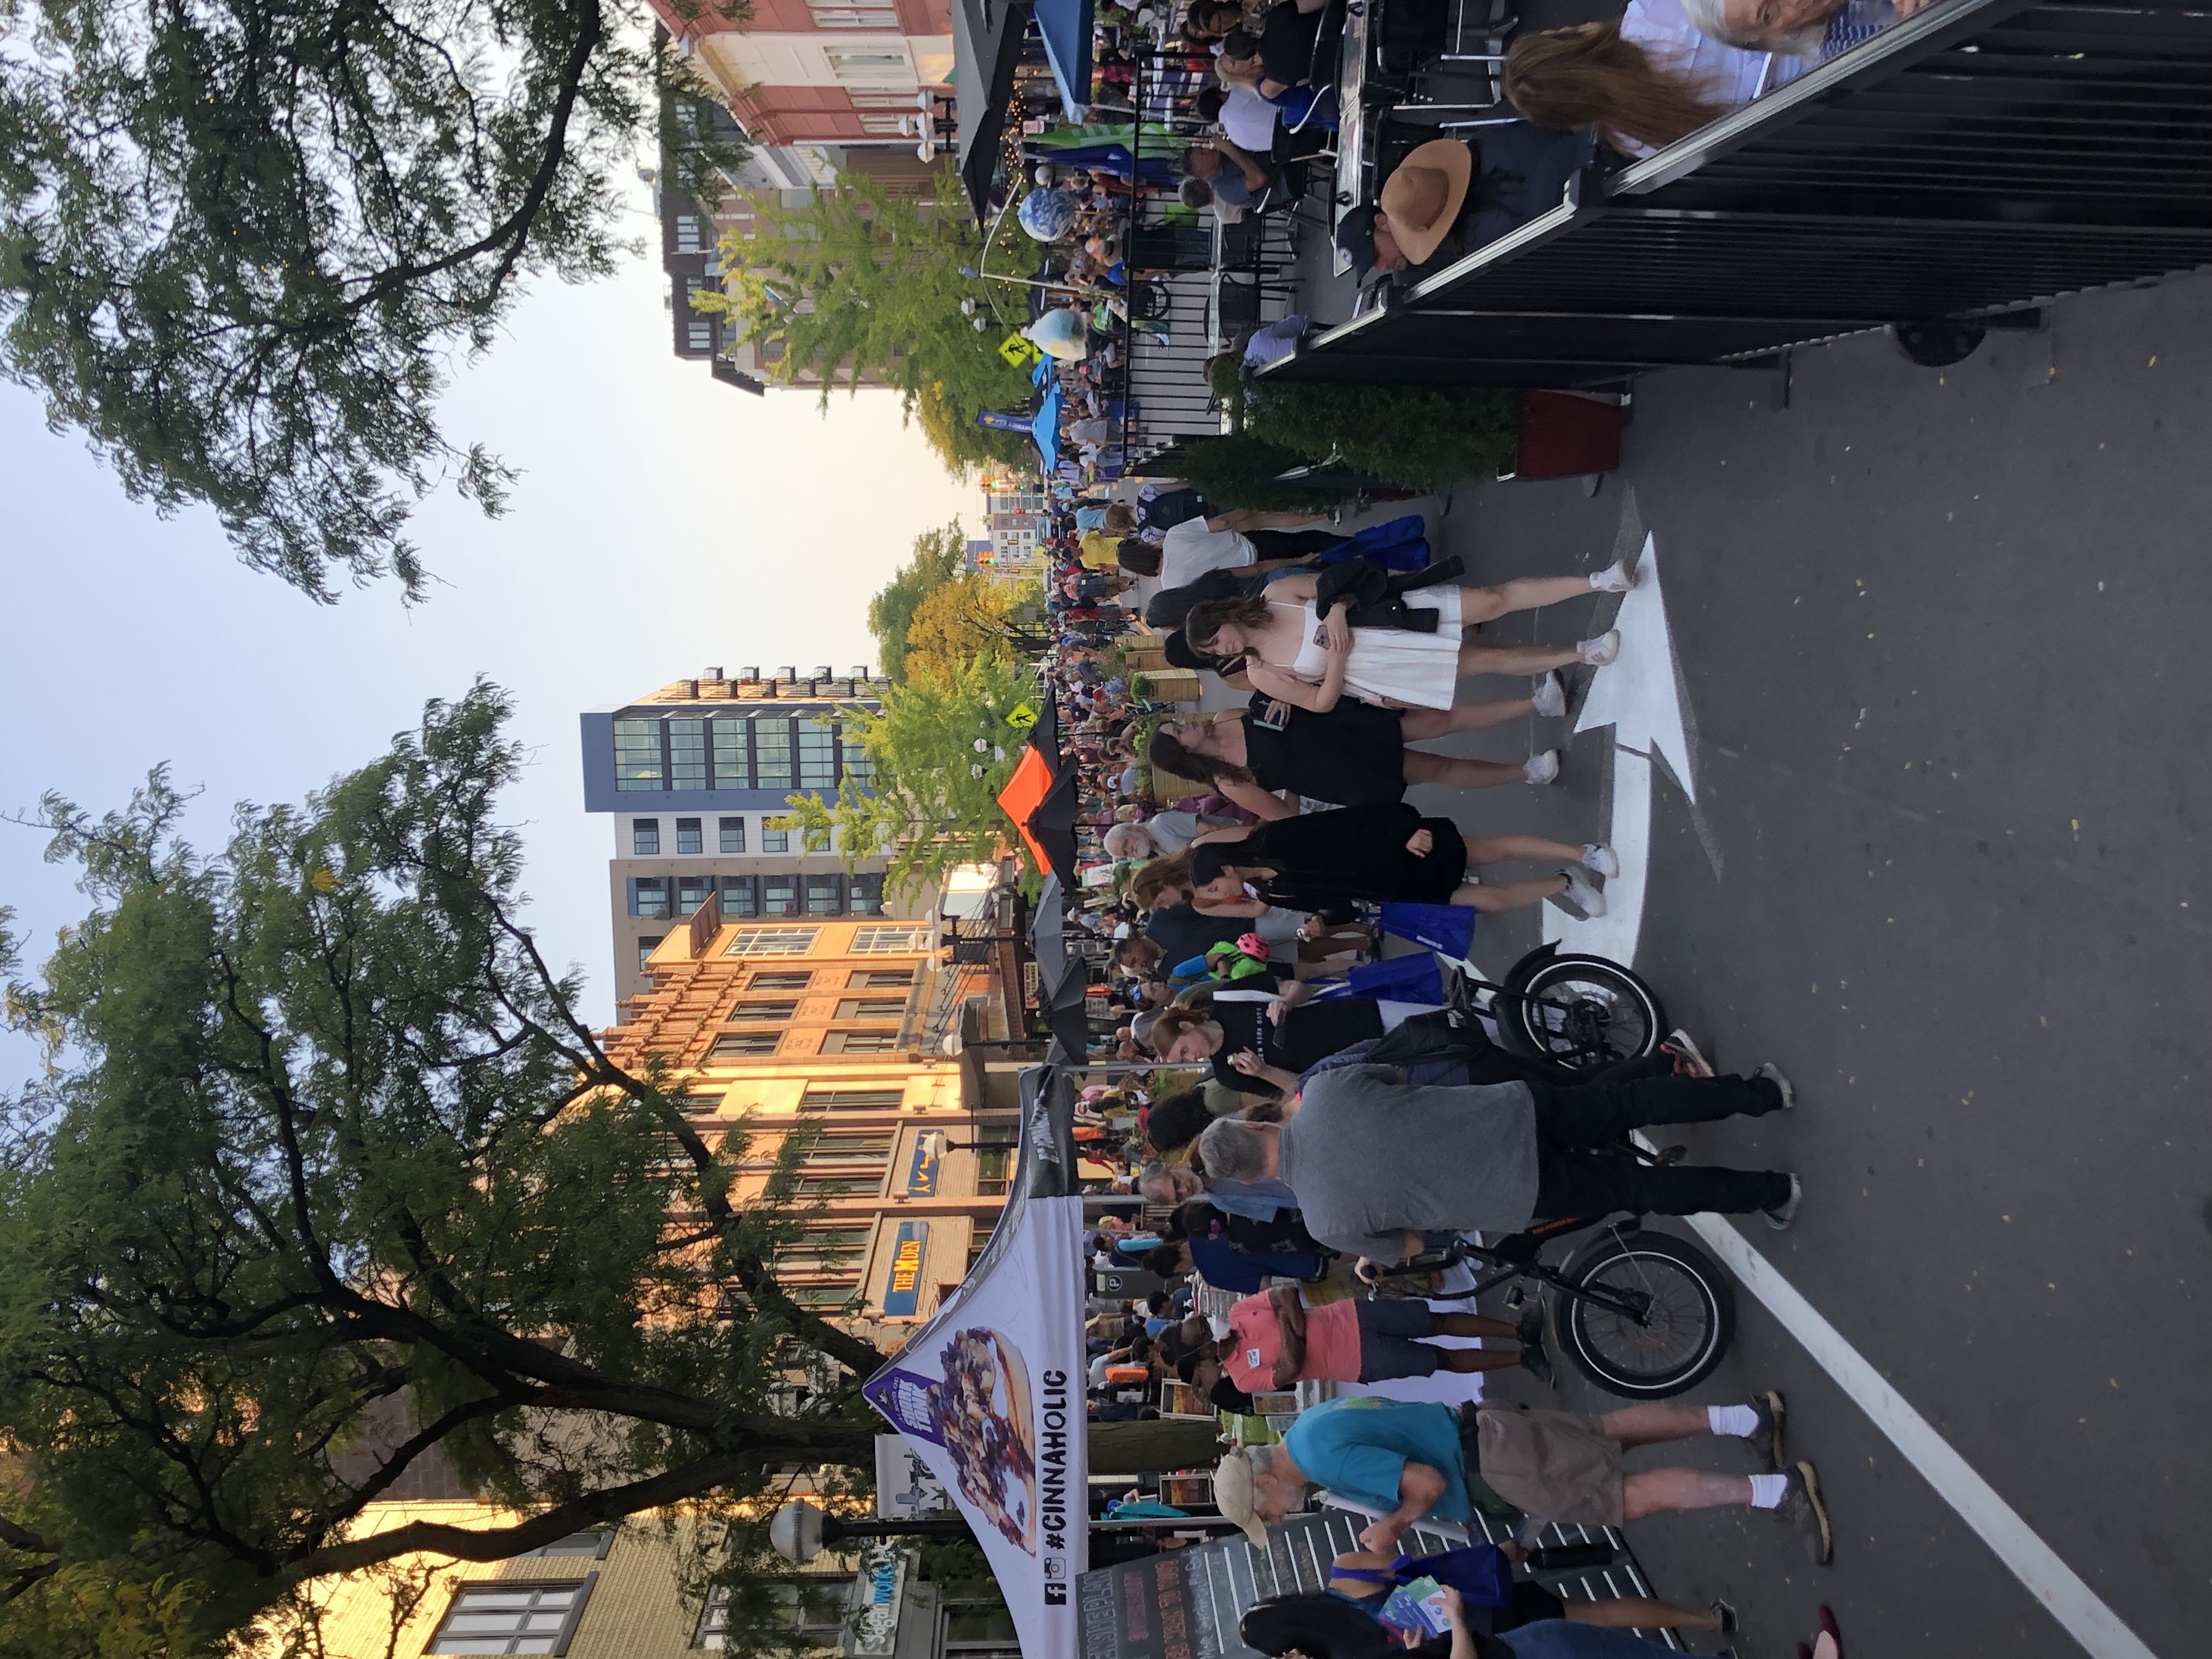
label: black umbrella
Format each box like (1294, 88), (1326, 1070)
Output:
(951, 0), (1026, 222)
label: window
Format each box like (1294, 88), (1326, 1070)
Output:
(675, 817), (703, 855)
(761, 827), (791, 854)
(669, 720), (707, 791)
(614, 720), (664, 791)
(676, 875), (713, 916)
(674, 213), (706, 254)
(843, 737), (876, 790)
(805, 874), (843, 916)
(689, 318), (713, 352)
(799, 1087), (906, 1110)
(853, 924), (929, 953)
(725, 999), (797, 1023)
(518, 1529), (615, 1560)
(786, 1224), (871, 1269)
(799, 1131), (893, 1164)
(792, 1279), (862, 1304)
(822, 1030), (900, 1054)
(628, 878), (669, 918)
(798, 719), (838, 790)
(427, 1581), (593, 1655)
(973, 1131), (1020, 1198)
(812, 5), (900, 25)
(846, 969), (912, 989)
(718, 816), (747, 853)
(752, 971), (813, 991)
(718, 875), (759, 917)
(631, 818), (661, 856)
(697, 1581), (844, 1650)
(826, 48), (910, 78)
(712, 720), (750, 789)
(835, 998), (907, 1020)
(858, 114), (906, 135)
(753, 717), (793, 789)
(711, 1031), (781, 1058)
(761, 875), (798, 917)
(724, 927), (819, 957)
(848, 872), (886, 916)
(636, 935), (664, 968)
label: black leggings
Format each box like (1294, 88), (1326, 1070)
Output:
(1246, 528), (1344, 560)
(1530, 1067), (1789, 1220)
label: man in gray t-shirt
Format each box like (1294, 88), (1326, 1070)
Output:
(1204, 1060), (1803, 1261)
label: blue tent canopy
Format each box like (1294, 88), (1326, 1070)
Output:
(1031, 0), (1095, 119)
(1031, 377), (1063, 469)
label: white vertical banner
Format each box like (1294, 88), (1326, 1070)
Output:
(863, 1068), (1088, 1659)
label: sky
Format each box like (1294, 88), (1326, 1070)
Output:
(0, 200), (979, 1084)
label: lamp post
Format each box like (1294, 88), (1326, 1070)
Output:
(768, 1498), (971, 1565)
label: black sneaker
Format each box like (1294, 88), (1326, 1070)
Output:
(1763, 1173), (1804, 1231)
(1775, 1460), (1833, 1565)
(1753, 1389), (1787, 1470)
(1516, 1308), (1555, 1388)
(1708, 1598), (1740, 1637)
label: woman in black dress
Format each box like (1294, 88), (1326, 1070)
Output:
(1187, 800), (1615, 917)
(1147, 683), (1562, 816)
(1147, 975), (1427, 1098)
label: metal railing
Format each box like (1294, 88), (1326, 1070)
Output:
(1264, 0), (2212, 386)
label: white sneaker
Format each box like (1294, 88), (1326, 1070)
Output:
(1522, 749), (1560, 785)
(1559, 867), (1608, 917)
(1531, 672), (1566, 717)
(1577, 630), (1621, 667)
(1588, 558), (1635, 594)
(1580, 843), (1618, 878)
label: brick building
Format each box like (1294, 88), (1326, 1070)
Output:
(653, 0), (955, 149)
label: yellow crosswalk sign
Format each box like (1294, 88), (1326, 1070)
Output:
(1006, 702), (1038, 729)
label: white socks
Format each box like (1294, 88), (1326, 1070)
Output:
(1708, 1403), (1760, 1438)
(1747, 1472), (1790, 1510)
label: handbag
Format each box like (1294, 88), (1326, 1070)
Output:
(1395, 1543), (1514, 1609)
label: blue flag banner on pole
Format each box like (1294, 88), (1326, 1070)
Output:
(1378, 902), (1476, 958)
(977, 410), (1033, 432)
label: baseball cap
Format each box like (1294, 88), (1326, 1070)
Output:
(1335, 204), (1380, 283)
(1212, 1449), (1270, 1548)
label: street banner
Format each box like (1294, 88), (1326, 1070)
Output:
(864, 1068), (1087, 1659)
(978, 409), (1035, 431)
(876, 1435), (951, 1519)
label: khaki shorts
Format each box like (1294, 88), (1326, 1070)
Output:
(1475, 1404), (1625, 1525)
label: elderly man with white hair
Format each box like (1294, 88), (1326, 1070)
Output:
(1214, 1390), (1831, 1564)
(1193, 1057), (1803, 1254)
(1681, 0), (1928, 61)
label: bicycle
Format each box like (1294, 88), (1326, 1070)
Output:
(1359, 1199), (1735, 1399)
(1441, 945), (1668, 1076)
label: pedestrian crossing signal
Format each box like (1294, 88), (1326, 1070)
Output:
(1005, 702), (1038, 729)
(999, 332), (1045, 367)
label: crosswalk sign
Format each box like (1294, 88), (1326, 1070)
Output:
(1006, 701), (1038, 730)
(1000, 332), (1045, 368)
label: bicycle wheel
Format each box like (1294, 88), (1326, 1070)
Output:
(1508, 955), (1666, 1072)
(1554, 1229), (1734, 1398)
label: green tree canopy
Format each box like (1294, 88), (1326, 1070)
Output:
(775, 655), (1037, 904)
(0, 0), (744, 601)
(697, 165), (1032, 474)
(867, 520), (967, 682)
(0, 684), (893, 1650)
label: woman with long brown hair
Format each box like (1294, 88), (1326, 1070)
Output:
(1505, 0), (1800, 158)
(1182, 563), (1624, 714)
(1146, 686), (1564, 820)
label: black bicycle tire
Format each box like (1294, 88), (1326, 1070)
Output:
(1554, 1229), (1735, 1399)
(1508, 955), (1667, 1070)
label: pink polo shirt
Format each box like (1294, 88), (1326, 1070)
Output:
(1223, 1291), (1361, 1391)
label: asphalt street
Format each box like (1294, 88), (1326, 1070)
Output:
(1389, 269), (2212, 1658)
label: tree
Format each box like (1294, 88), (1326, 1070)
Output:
(867, 521), (967, 684)
(0, 0), (746, 601)
(697, 165), (1035, 475)
(775, 655), (1037, 904)
(903, 574), (1045, 690)
(0, 682), (893, 1651)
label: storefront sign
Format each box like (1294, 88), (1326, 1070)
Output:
(882, 1221), (930, 1318)
(844, 1543), (909, 1658)
(875, 1434), (951, 1519)
(905, 1133), (944, 1198)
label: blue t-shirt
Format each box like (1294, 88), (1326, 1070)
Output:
(1284, 1398), (1472, 1522)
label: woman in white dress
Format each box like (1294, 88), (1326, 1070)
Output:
(1182, 560), (1629, 713)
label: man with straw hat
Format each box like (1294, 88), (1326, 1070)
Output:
(1334, 138), (1475, 284)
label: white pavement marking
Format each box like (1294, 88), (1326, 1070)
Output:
(1543, 532), (1695, 967)
(1684, 1211), (2164, 1659)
